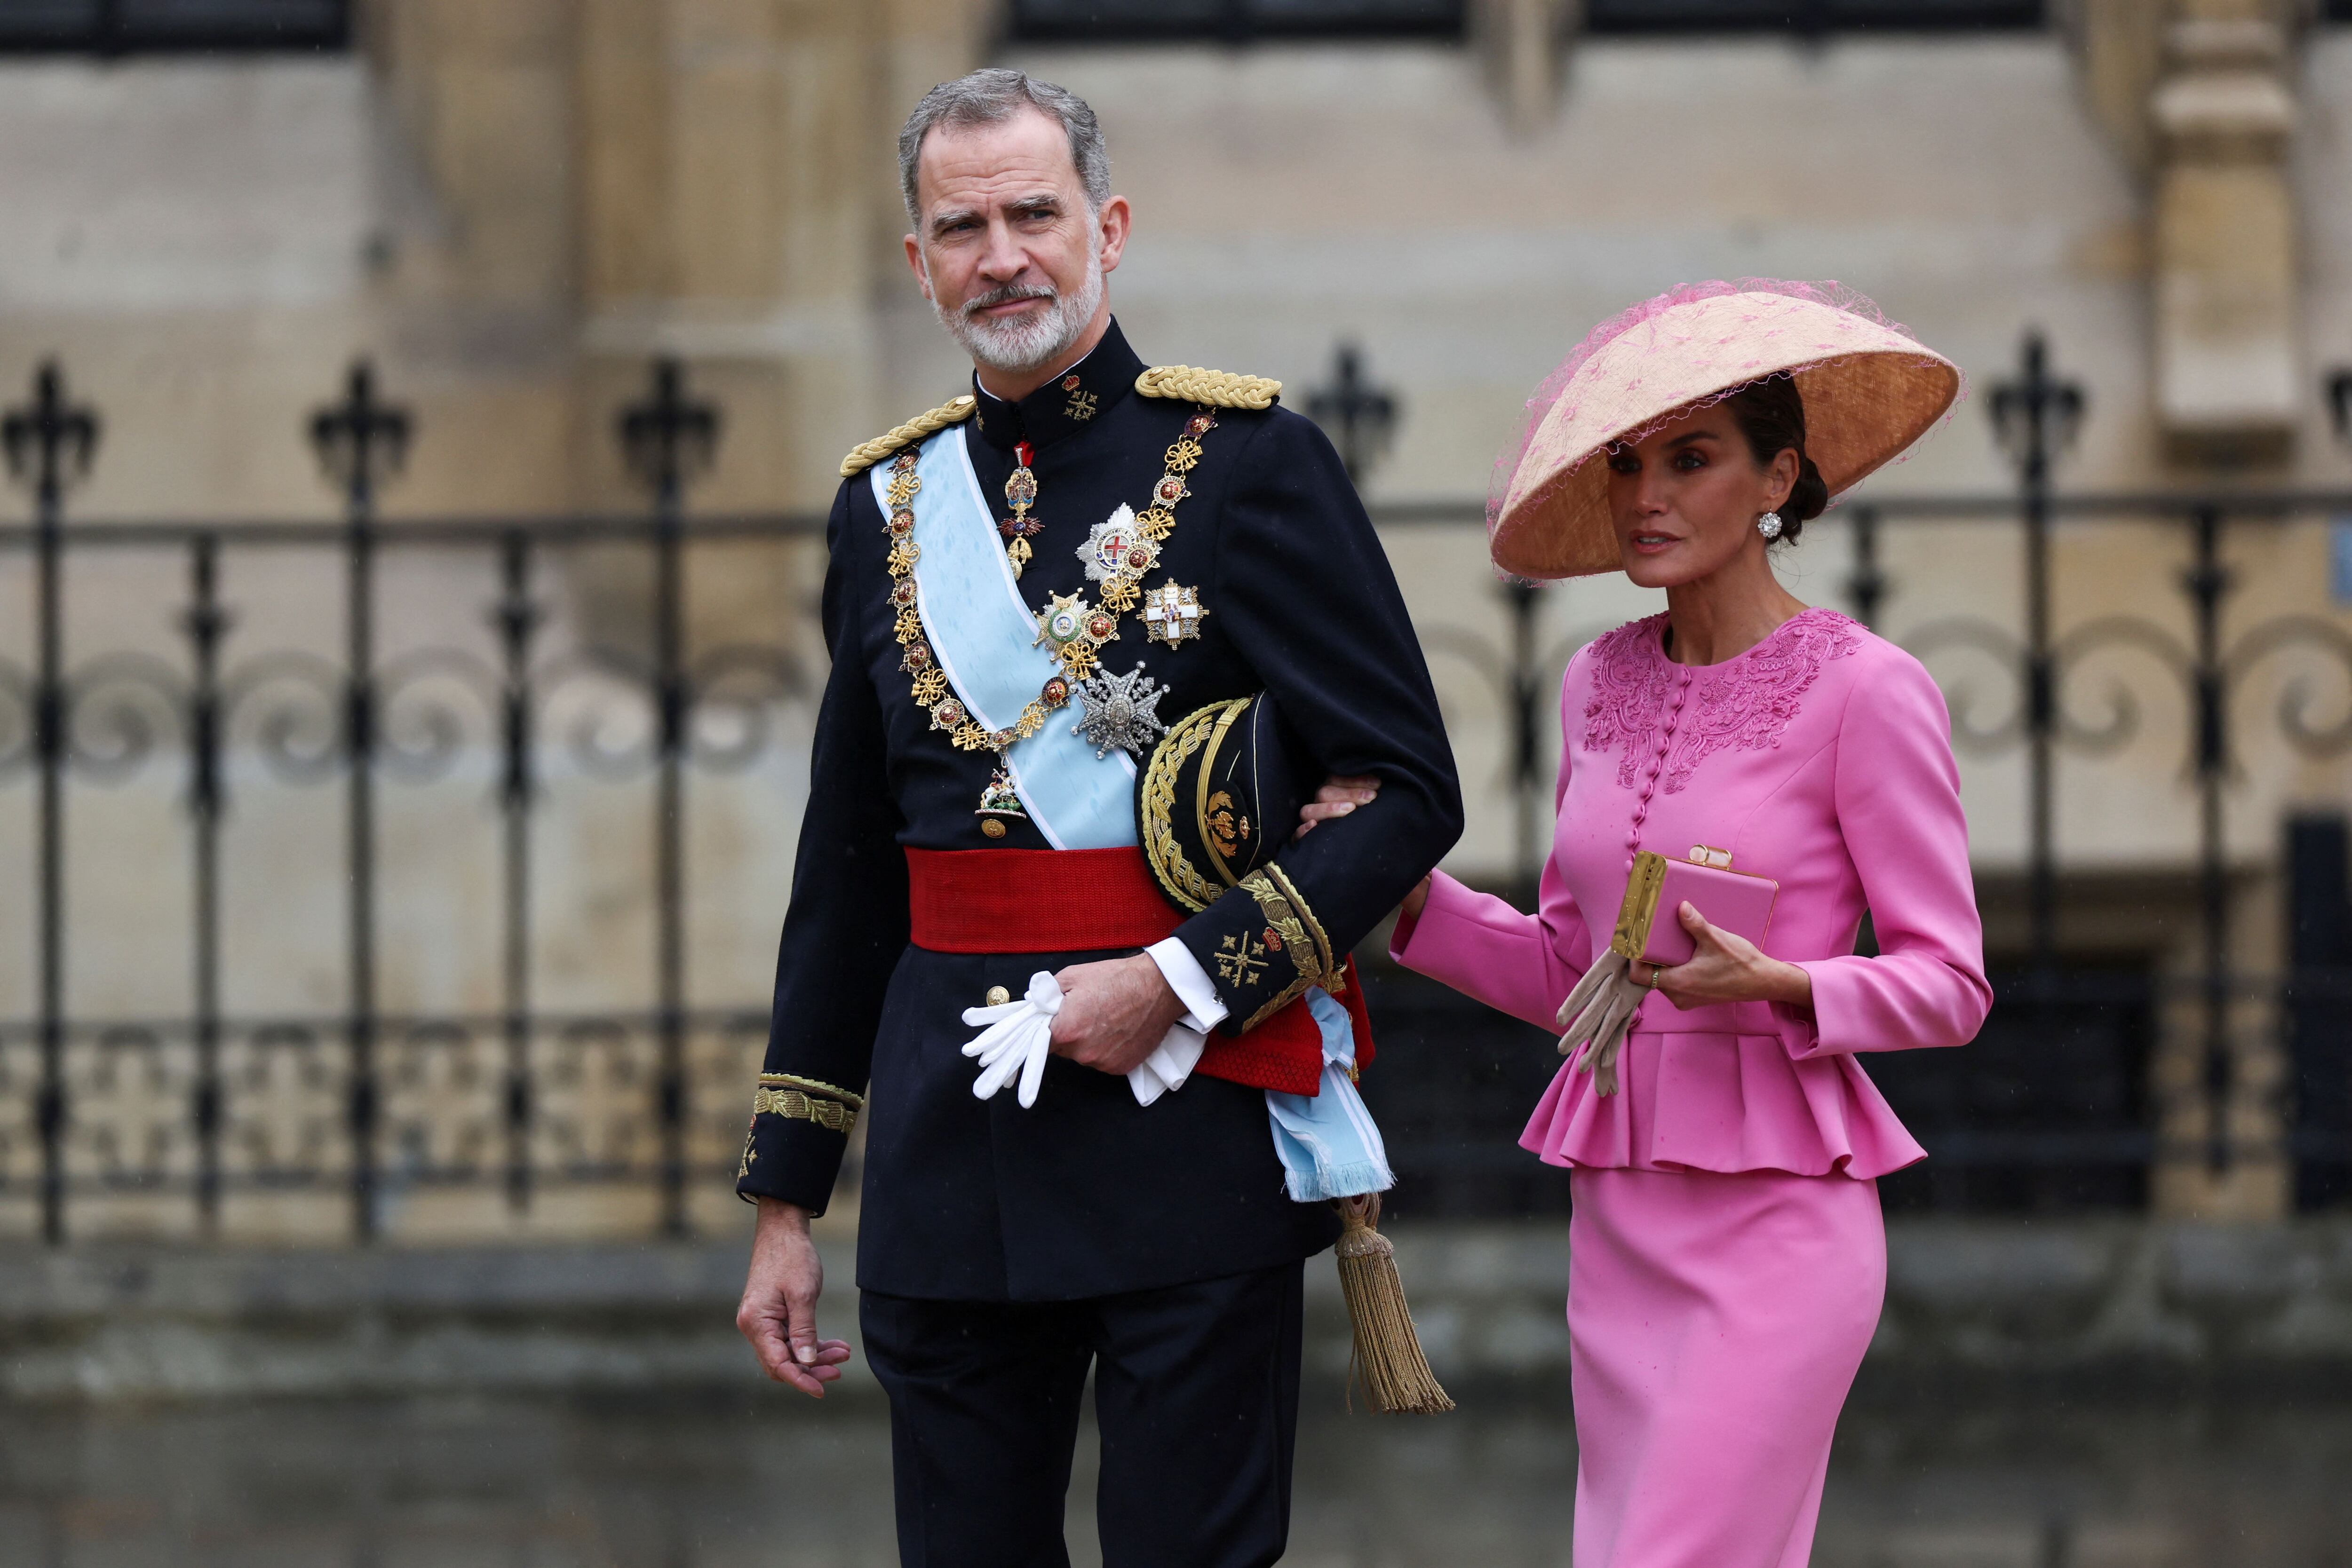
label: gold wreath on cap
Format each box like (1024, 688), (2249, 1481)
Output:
(1489, 281), (1963, 581)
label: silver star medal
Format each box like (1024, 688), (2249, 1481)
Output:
(1071, 663), (1169, 759)
(1078, 504), (1160, 583)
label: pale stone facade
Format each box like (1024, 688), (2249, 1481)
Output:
(2, 1), (2349, 1229)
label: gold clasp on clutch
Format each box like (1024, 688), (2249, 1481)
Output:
(1688, 845), (1732, 870)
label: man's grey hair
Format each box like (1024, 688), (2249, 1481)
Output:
(898, 69), (1111, 228)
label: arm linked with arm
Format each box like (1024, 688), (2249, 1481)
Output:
(1171, 412), (1465, 1030)
(1388, 663), (1596, 1030)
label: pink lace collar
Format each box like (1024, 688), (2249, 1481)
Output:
(1581, 607), (1862, 792)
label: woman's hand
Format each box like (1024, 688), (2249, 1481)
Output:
(1295, 774), (1379, 839)
(1645, 902), (1812, 1010)
(1292, 774), (1429, 922)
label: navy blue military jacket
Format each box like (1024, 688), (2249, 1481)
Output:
(737, 320), (1462, 1302)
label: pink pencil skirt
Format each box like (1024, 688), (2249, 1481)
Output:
(1566, 1165), (1885, 1568)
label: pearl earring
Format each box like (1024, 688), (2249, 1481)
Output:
(1756, 511), (1784, 541)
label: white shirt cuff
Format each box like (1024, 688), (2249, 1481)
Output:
(1146, 937), (1230, 1032)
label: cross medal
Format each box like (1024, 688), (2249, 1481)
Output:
(999, 440), (1044, 578)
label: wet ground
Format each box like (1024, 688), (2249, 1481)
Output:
(0, 1375), (2346, 1567)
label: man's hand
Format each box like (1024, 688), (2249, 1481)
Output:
(1649, 902), (1813, 1010)
(1050, 953), (1187, 1076)
(737, 1198), (855, 1397)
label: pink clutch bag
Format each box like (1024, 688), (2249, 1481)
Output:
(1608, 847), (1778, 967)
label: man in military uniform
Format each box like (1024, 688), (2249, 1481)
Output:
(734, 68), (1461, 1567)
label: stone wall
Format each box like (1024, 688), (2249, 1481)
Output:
(8, 1218), (2352, 1401)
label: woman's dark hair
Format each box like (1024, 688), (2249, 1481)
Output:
(1723, 377), (1828, 546)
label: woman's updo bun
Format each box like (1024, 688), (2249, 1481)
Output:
(1724, 377), (1828, 546)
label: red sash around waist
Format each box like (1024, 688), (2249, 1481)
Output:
(904, 846), (1373, 1097)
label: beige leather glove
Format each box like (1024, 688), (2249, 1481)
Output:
(1553, 950), (1646, 1097)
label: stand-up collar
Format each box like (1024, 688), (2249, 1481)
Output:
(968, 318), (1146, 455)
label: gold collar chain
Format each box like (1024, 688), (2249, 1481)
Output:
(882, 410), (1219, 830)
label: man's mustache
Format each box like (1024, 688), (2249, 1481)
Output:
(962, 284), (1057, 318)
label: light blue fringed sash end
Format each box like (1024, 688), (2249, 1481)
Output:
(1267, 989), (1396, 1204)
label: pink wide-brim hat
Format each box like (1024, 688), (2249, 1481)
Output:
(1489, 281), (1963, 580)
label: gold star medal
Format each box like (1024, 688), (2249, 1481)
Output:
(1035, 590), (1119, 680)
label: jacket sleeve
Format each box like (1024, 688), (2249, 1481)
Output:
(1788, 650), (1992, 1056)
(1388, 661), (1596, 1031)
(735, 482), (909, 1212)
(1171, 410), (1465, 1031)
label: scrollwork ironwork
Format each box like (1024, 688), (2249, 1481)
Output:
(373, 649), (500, 784)
(686, 644), (809, 774)
(536, 652), (661, 783)
(536, 1019), (656, 1177)
(64, 652), (189, 783)
(222, 651), (346, 786)
(2049, 615), (2194, 758)
(382, 1020), (498, 1179)
(2225, 615), (2352, 760)
(1899, 618), (2028, 755)
(68, 1025), (188, 1183)
(224, 1023), (339, 1182)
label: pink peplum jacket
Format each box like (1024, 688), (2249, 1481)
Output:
(1391, 607), (1992, 1180)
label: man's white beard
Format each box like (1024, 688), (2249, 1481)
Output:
(934, 240), (1105, 376)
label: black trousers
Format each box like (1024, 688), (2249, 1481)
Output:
(860, 1261), (1305, 1568)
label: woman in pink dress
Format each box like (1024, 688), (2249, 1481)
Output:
(1391, 282), (1990, 1568)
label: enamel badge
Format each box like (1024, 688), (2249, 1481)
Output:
(1079, 506), (1161, 584)
(977, 769), (1027, 839)
(1140, 582), (1208, 648)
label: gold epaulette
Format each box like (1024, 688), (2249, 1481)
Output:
(839, 395), (979, 478)
(1135, 365), (1282, 411)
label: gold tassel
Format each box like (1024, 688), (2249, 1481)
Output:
(1333, 1194), (1454, 1414)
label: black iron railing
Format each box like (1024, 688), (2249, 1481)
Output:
(5, 334), (2352, 1240)
(0, 358), (818, 1244)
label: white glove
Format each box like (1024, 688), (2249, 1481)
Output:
(959, 972), (1208, 1109)
(1554, 949), (1647, 1097)
(960, 971), (1060, 1108)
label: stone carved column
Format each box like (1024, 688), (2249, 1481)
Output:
(2070, 0), (2306, 466)
(2150, 4), (2303, 467)
(2068, 1), (2305, 1220)
(1474, 0), (1581, 137)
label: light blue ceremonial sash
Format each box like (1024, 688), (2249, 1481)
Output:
(1267, 989), (1395, 1202)
(873, 424), (1137, 850)
(887, 426), (1391, 1197)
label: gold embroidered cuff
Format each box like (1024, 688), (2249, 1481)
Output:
(1234, 863), (1344, 1030)
(751, 1088), (858, 1135)
(749, 1074), (863, 1137)
(757, 1073), (864, 1109)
